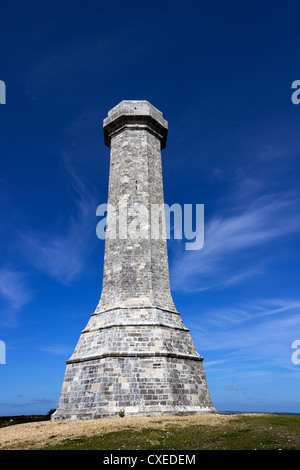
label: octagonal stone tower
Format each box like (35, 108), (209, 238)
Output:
(52, 100), (215, 420)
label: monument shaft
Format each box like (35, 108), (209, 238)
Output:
(98, 127), (175, 313)
(52, 101), (214, 420)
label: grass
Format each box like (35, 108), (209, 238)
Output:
(39, 414), (300, 450)
(0, 413), (299, 450)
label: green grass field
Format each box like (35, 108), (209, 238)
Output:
(1, 413), (299, 450)
(44, 414), (300, 450)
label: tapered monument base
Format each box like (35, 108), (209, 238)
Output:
(51, 354), (215, 421)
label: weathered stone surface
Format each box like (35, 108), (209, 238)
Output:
(52, 101), (215, 420)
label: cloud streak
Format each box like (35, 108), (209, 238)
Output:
(0, 268), (32, 314)
(170, 188), (300, 292)
(19, 157), (98, 285)
(224, 385), (240, 391)
(40, 344), (73, 356)
(189, 297), (300, 380)
(0, 398), (55, 408)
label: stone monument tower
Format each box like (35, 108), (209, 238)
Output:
(52, 100), (215, 420)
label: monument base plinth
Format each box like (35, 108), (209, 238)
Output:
(52, 347), (215, 421)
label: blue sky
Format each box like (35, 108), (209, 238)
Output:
(0, 0), (300, 415)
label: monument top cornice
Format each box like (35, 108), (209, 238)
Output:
(103, 100), (168, 149)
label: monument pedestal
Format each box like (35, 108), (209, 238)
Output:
(52, 306), (215, 420)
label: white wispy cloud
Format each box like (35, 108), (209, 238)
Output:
(19, 157), (98, 285)
(189, 297), (300, 377)
(0, 268), (33, 313)
(196, 297), (300, 331)
(0, 398), (55, 408)
(224, 385), (240, 391)
(170, 188), (300, 292)
(40, 344), (73, 356)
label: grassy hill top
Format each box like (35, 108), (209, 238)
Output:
(0, 413), (299, 450)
